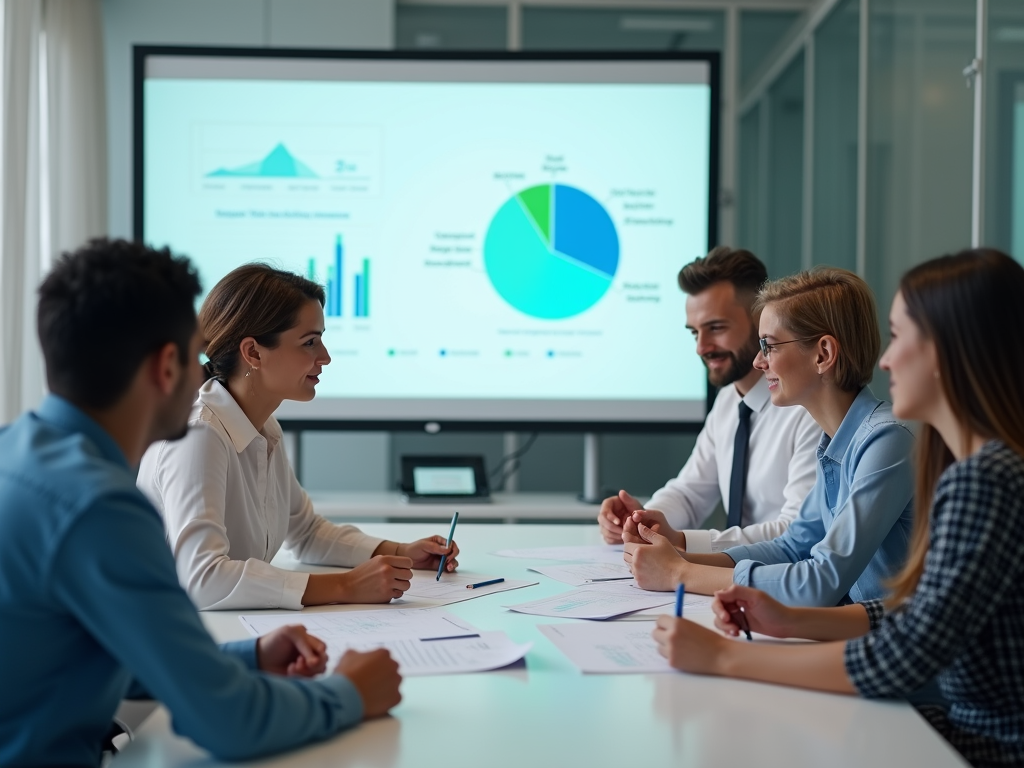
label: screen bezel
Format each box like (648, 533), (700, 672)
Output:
(134, 45), (719, 433)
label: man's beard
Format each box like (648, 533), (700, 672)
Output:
(702, 333), (761, 388)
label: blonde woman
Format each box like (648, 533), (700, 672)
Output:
(138, 264), (459, 610)
(653, 249), (1024, 768)
(625, 268), (915, 606)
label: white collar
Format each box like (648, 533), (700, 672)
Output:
(738, 374), (772, 413)
(197, 379), (282, 453)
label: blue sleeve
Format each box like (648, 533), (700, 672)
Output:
(125, 640), (257, 700)
(48, 496), (365, 761)
(725, 481), (827, 567)
(731, 422), (914, 607)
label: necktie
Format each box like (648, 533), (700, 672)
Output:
(727, 401), (753, 529)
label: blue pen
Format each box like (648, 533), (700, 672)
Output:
(675, 583), (686, 618)
(436, 510), (459, 581)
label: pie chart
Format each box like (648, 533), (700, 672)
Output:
(484, 184), (619, 319)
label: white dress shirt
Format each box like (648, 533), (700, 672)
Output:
(645, 374), (820, 553)
(137, 379), (383, 611)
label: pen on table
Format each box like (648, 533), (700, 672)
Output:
(436, 510), (459, 581)
(465, 578), (504, 589)
(675, 583), (686, 618)
(586, 576), (634, 583)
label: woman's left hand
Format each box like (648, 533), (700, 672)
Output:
(652, 615), (729, 675)
(397, 536), (460, 572)
(256, 624), (328, 677)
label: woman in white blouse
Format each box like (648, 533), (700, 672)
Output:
(138, 264), (459, 610)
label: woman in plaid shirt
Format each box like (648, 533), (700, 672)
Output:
(651, 248), (1024, 768)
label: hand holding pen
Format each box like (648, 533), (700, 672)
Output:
(710, 584), (796, 641)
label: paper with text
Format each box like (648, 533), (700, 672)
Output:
(344, 631), (531, 676)
(529, 561), (633, 586)
(402, 570), (537, 603)
(239, 610), (528, 676)
(539, 622), (672, 674)
(238, 608), (476, 642)
(503, 586), (673, 620)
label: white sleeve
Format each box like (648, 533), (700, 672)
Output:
(644, 419), (722, 531)
(695, 409), (820, 553)
(282, 464), (383, 567)
(150, 426), (310, 611)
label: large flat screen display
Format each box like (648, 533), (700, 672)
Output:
(137, 48), (718, 428)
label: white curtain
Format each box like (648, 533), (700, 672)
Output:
(0, 0), (107, 424)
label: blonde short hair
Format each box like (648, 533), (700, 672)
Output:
(755, 267), (879, 392)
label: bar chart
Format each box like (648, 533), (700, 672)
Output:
(306, 235), (370, 318)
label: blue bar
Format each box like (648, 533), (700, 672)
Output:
(333, 235), (343, 317)
(326, 265), (335, 317)
(354, 274), (363, 317)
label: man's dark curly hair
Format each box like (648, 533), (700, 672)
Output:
(37, 238), (202, 409)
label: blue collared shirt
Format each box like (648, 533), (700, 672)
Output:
(724, 387), (915, 607)
(0, 396), (364, 766)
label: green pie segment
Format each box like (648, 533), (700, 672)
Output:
(484, 185), (618, 320)
(517, 184), (551, 243)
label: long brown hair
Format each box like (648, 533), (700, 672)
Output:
(887, 248), (1024, 604)
(200, 264), (325, 381)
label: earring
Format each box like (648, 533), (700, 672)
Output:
(245, 367), (252, 378)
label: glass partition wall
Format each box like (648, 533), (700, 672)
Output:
(383, 0), (997, 495)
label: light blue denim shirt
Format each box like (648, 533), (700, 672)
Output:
(724, 387), (915, 607)
(0, 396), (364, 766)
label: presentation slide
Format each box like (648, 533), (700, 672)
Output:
(141, 54), (714, 423)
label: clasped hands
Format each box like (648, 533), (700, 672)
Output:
(598, 490), (690, 591)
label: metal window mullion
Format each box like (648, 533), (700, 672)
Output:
(971, 0), (987, 247)
(855, 0), (869, 278)
(802, 35), (814, 269)
(722, 4), (739, 246)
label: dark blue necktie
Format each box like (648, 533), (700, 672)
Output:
(727, 401), (753, 529)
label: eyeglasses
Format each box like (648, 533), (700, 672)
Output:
(758, 336), (820, 358)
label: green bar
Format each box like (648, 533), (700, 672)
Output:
(307, 257), (316, 282)
(362, 258), (370, 317)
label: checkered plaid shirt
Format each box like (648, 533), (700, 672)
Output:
(844, 441), (1024, 767)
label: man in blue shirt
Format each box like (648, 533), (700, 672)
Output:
(0, 239), (401, 766)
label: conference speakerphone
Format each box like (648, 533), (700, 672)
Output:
(399, 455), (491, 503)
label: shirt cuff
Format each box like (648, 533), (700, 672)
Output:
(280, 570), (311, 611)
(723, 544), (754, 564)
(731, 558), (754, 587)
(355, 535), (387, 562)
(681, 529), (712, 554)
(318, 673), (366, 728)
(859, 599), (886, 631)
(219, 638), (259, 671)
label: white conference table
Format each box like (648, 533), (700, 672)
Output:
(112, 523), (968, 768)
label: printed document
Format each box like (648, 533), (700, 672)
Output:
(239, 609), (529, 675)
(539, 622), (672, 674)
(502, 586), (673, 620)
(529, 561), (633, 586)
(402, 570), (538, 603)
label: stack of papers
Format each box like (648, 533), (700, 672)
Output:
(539, 622), (672, 674)
(239, 609), (530, 676)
